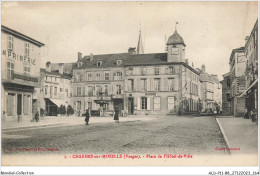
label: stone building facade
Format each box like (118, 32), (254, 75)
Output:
(241, 19), (258, 114)
(221, 72), (231, 116)
(1, 25), (44, 122)
(229, 47), (247, 116)
(71, 30), (200, 116)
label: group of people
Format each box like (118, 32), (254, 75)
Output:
(244, 108), (257, 122)
(84, 108), (120, 125)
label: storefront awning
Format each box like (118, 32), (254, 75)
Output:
(49, 98), (66, 107)
(238, 80), (258, 98)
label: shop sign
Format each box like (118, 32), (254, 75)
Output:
(2, 50), (36, 65)
(12, 73), (38, 83)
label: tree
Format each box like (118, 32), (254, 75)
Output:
(67, 105), (74, 116)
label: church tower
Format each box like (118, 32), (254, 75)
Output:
(166, 30), (186, 62)
(137, 29), (144, 54)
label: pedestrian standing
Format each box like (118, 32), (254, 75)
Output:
(114, 108), (119, 123)
(35, 111), (39, 123)
(85, 109), (90, 125)
(244, 108), (249, 119)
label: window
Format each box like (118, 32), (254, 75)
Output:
(88, 86), (93, 96)
(154, 97), (161, 110)
(7, 61), (14, 79)
(60, 88), (63, 92)
(8, 35), (13, 51)
(86, 72), (92, 81)
(129, 68), (133, 75)
(166, 67), (174, 74)
(77, 101), (81, 110)
(97, 61), (102, 67)
(96, 86), (102, 95)
(114, 72), (122, 80)
(65, 89), (68, 97)
(45, 85), (48, 95)
(116, 85), (121, 95)
(128, 79), (134, 91)
(140, 79), (147, 91)
(103, 103), (109, 110)
(25, 42), (30, 56)
(76, 87), (82, 96)
(117, 60), (122, 66)
(50, 86), (53, 98)
(96, 72), (101, 80)
(154, 67), (160, 75)
(105, 72), (110, 80)
(141, 97), (147, 110)
(54, 87), (57, 95)
(168, 97), (175, 111)
(168, 78), (174, 91)
(75, 73), (83, 82)
(104, 85), (108, 95)
(141, 68), (147, 75)
(154, 78), (160, 91)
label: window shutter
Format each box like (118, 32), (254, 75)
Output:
(134, 79), (137, 91)
(137, 79), (141, 91)
(93, 86), (96, 95)
(150, 79), (154, 91)
(147, 79), (151, 91)
(85, 86), (88, 96)
(174, 78), (179, 91)
(160, 78), (164, 91)
(137, 97), (141, 110)
(82, 87), (85, 96)
(125, 79), (128, 92)
(147, 97), (151, 110)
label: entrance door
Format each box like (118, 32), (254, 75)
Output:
(17, 94), (22, 115)
(128, 98), (134, 115)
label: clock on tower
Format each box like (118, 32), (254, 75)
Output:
(171, 47), (179, 55)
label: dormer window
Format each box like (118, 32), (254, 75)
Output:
(117, 60), (122, 66)
(77, 62), (82, 68)
(97, 61), (102, 67)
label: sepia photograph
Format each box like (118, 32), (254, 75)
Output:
(1, 1), (259, 174)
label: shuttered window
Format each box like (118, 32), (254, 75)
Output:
(154, 97), (160, 110)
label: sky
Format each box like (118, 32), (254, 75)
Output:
(1, 1), (258, 79)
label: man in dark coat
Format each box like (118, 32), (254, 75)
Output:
(114, 108), (119, 123)
(85, 109), (90, 125)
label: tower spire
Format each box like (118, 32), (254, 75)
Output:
(137, 29), (144, 54)
(175, 21), (178, 31)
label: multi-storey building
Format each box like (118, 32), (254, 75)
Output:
(1, 25), (44, 122)
(229, 47), (247, 116)
(221, 72), (231, 115)
(71, 52), (126, 116)
(241, 19), (258, 114)
(72, 30), (200, 115)
(196, 65), (222, 112)
(39, 62), (72, 116)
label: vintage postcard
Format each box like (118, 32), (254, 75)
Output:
(1, 1), (258, 172)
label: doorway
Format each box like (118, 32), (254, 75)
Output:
(17, 94), (22, 115)
(128, 98), (134, 115)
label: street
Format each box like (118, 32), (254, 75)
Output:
(2, 115), (227, 156)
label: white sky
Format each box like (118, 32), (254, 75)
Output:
(1, 1), (258, 79)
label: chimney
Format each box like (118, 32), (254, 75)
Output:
(245, 36), (250, 45)
(128, 47), (136, 55)
(58, 63), (64, 75)
(78, 52), (82, 61)
(90, 53), (93, 62)
(201, 64), (206, 72)
(46, 61), (51, 72)
(185, 59), (189, 65)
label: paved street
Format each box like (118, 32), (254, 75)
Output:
(2, 115), (227, 156)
